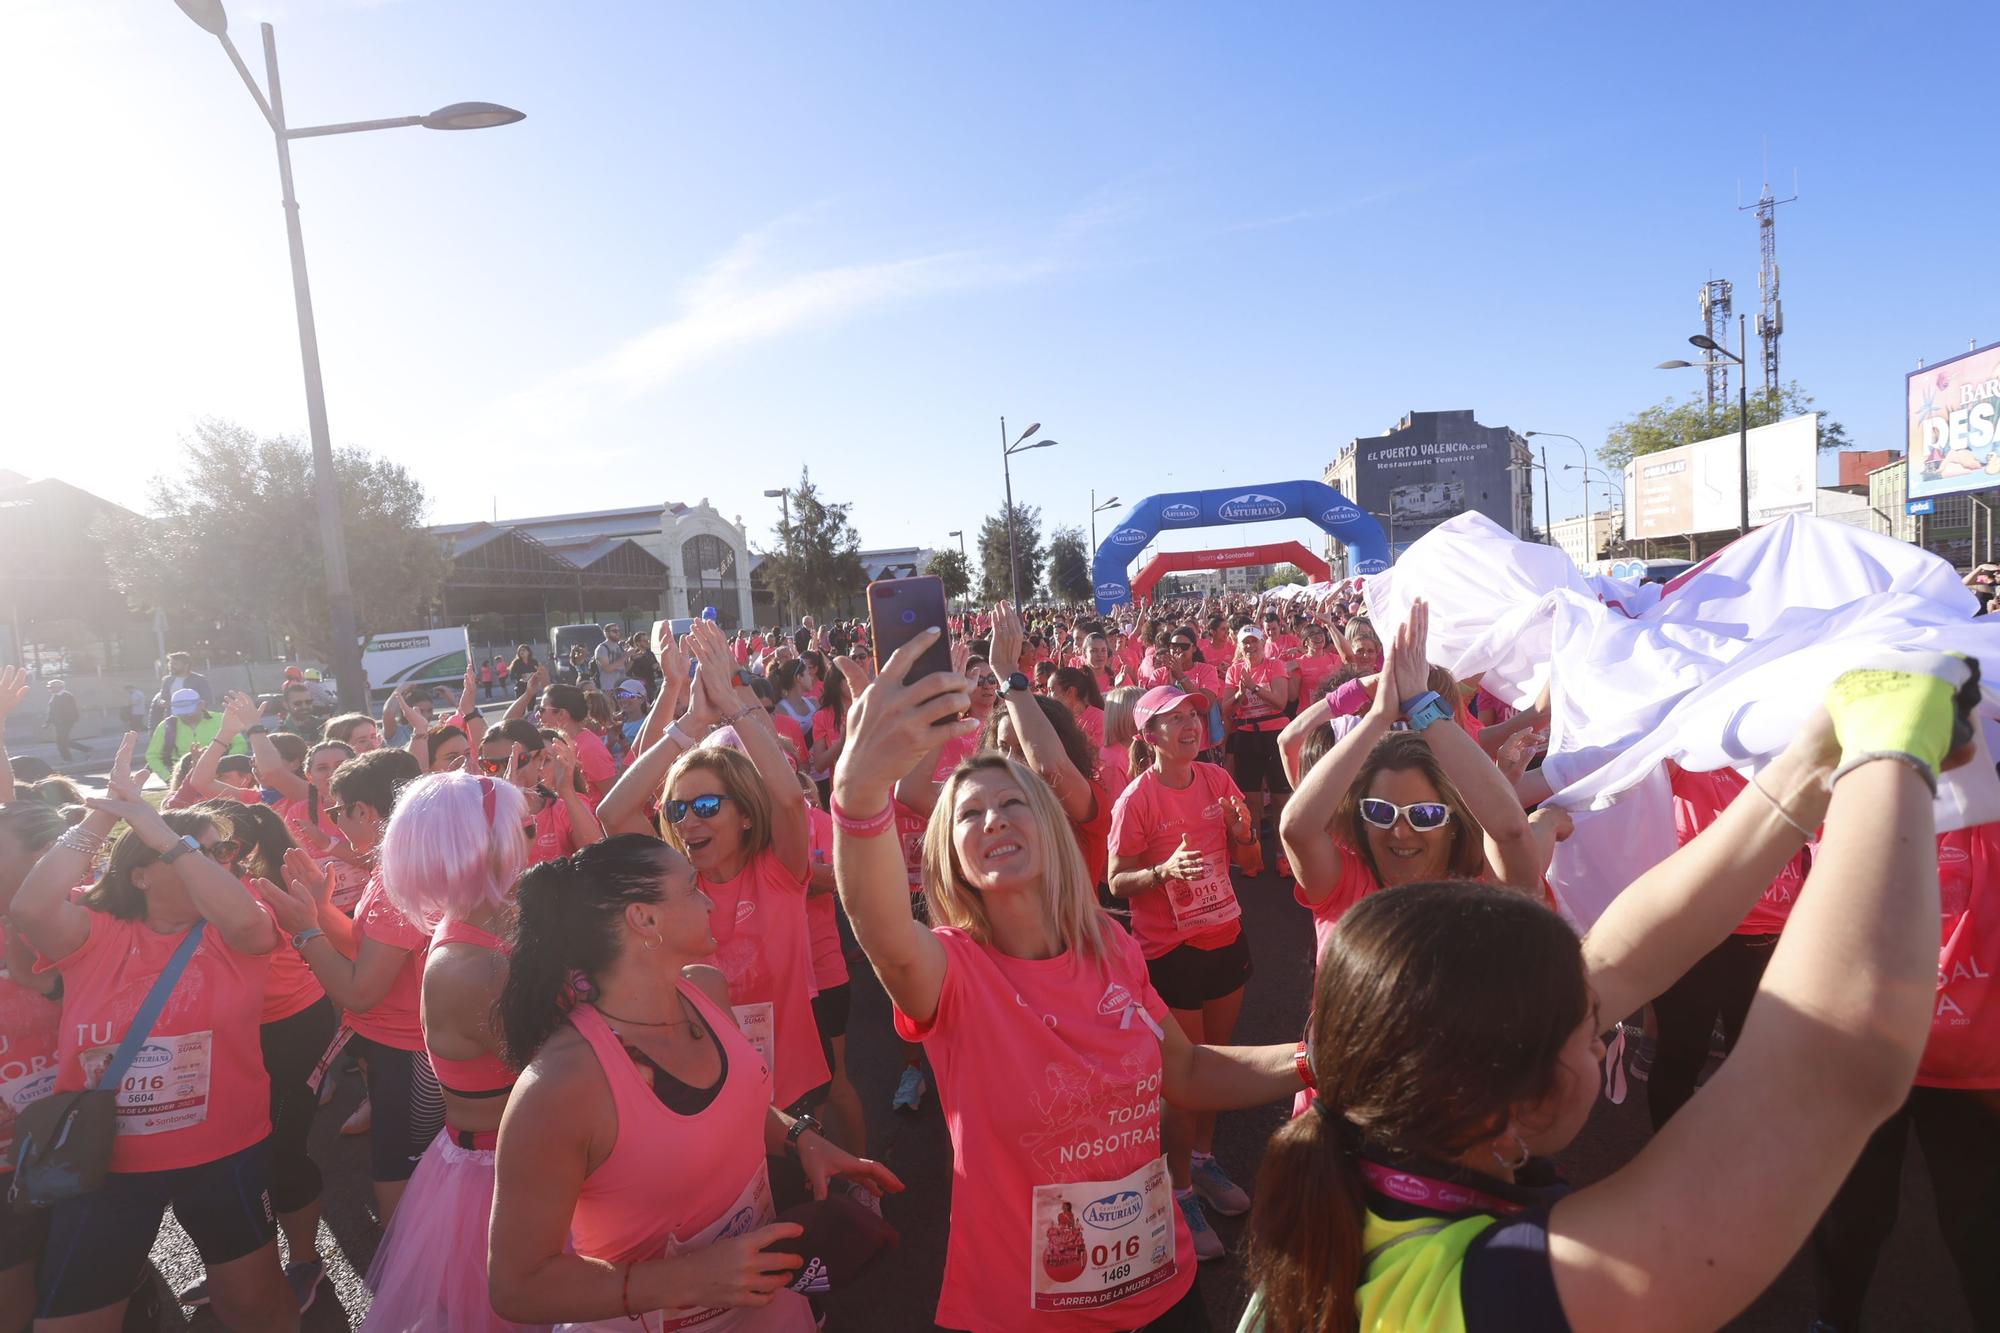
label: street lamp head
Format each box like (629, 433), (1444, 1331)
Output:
(1016, 422), (1041, 444)
(947, 530), (962, 537)
(1097, 495), (1121, 510)
(1656, 359), (1696, 370)
(174, 0), (229, 35)
(1024, 439), (1056, 451)
(420, 101), (526, 131)
(1688, 334), (1720, 352)
(762, 489), (785, 498)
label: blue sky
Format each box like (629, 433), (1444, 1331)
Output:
(4, 1), (1992, 568)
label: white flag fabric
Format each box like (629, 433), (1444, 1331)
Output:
(1363, 512), (2000, 927)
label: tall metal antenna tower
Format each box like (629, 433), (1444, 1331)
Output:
(1739, 162), (1797, 397)
(1699, 278), (1734, 410)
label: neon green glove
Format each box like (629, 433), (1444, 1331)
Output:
(1824, 651), (1980, 793)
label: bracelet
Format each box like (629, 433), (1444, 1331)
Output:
(666, 721), (698, 750)
(619, 1261), (635, 1319)
(724, 703), (760, 726)
(1294, 1039), (1316, 1090)
(1747, 770), (1815, 839)
(55, 828), (107, 856)
(829, 797), (895, 838)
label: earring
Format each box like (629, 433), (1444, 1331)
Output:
(642, 931), (662, 951)
(1489, 1134), (1530, 1172)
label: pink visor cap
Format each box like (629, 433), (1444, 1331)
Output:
(1134, 685), (1211, 728)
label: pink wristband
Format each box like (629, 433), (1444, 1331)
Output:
(830, 797), (895, 838)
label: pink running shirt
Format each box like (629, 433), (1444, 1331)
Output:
(1923, 823), (2000, 1088)
(344, 873), (430, 1052)
(0, 927), (60, 1173)
(1669, 764), (1811, 936)
(804, 808), (848, 992)
(699, 849), (830, 1107)
(1107, 764), (1247, 959)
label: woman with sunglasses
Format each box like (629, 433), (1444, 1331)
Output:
(1242, 654), (1977, 1333)
(1223, 626), (1294, 863)
(262, 746), (435, 1228)
(325, 771), (539, 1332)
(10, 733), (297, 1331)
(833, 633), (1305, 1332)
(660, 622), (830, 1110)
(1107, 684), (1263, 1260)
(478, 720), (604, 865)
(1280, 603), (1549, 961)
(1143, 631), (1225, 751)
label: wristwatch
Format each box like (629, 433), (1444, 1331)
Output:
(786, 1112), (824, 1152)
(998, 672), (1032, 697)
(291, 927), (325, 951)
(157, 834), (203, 866)
(1403, 690), (1453, 733)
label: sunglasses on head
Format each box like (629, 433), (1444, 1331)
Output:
(665, 793), (733, 824)
(1358, 798), (1452, 832)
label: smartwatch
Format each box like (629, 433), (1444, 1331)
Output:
(786, 1112), (824, 1152)
(291, 927), (326, 951)
(157, 834), (203, 866)
(998, 672), (1033, 697)
(1403, 690), (1453, 733)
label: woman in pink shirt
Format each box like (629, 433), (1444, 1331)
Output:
(1098, 686), (1141, 801)
(662, 624), (830, 1109)
(10, 733), (295, 1330)
(831, 633), (1304, 1332)
(488, 836), (898, 1330)
(0, 800), (64, 1332)
(1222, 627), (1294, 860)
(1050, 666), (1107, 749)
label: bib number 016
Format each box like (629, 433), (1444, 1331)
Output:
(1095, 1237), (1141, 1274)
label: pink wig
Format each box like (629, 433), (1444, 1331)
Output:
(380, 770), (530, 929)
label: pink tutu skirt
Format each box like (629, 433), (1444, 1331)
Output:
(361, 1132), (549, 1333)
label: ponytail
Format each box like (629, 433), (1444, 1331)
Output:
(499, 834), (674, 1067)
(1244, 1105), (1366, 1333)
(1129, 732), (1157, 780)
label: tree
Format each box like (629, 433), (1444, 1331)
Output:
(1044, 525), (1092, 604)
(976, 502), (1044, 603)
(1600, 380), (1850, 473)
(97, 419), (447, 661)
(1259, 567), (1308, 591)
(925, 547), (971, 604)
(760, 466), (866, 622)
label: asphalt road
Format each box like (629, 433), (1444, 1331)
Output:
(139, 851), (1973, 1332)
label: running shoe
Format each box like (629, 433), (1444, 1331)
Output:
(285, 1257), (327, 1314)
(1190, 1154), (1250, 1216)
(341, 1097), (372, 1136)
(892, 1064), (926, 1113)
(1176, 1190), (1225, 1261)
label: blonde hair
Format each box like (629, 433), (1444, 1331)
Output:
(919, 754), (1114, 961)
(1102, 686), (1142, 750)
(661, 745), (773, 857)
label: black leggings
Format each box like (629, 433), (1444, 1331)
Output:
(349, 1034), (445, 1184)
(261, 996), (337, 1215)
(1810, 1086), (2000, 1330)
(1647, 932), (1775, 1129)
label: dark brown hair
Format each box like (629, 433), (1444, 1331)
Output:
(1337, 731), (1488, 883)
(1244, 882), (1588, 1333)
(83, 810), (218, 920)
(983, 694), (1097, 785)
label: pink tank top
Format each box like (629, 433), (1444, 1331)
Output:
(425, 918), (516, 1138)
(566, 985), (774, 1267)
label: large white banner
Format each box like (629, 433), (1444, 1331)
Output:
(1623, 413), (1819, 539)
(1365, 511), (2000, 927)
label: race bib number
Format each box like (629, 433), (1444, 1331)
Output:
(1165, 858), (1240, 933)
(1030, 1155), (1177, 1311)
(731, 1002), (776, 1077)
(80, 1030), (212, 1136)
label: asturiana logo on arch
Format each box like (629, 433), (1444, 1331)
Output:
(1320, 507), (1354, 526)
(1109, 526), (1149, 547)
(1095, 581), (1129, 602)
(1218, 492), (1287, 521)
(1161, 502), (1201, 523)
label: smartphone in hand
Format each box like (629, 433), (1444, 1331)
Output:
(868, 576), (954, 686)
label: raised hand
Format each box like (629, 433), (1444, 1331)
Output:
(282, 847), (334, 912)
(543, 734), (577, 789)
(252, 874), (318, 936)
(220, 690), (261, 736)
(103, 733), (145, 803)
(1160, 835), (1206, 881)
(0, 666), (29, 724)
(988, 602), (1024, 677)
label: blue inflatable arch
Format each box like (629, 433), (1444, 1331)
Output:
(1091, 479), (1389, 613)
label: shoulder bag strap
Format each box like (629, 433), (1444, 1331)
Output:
(96, 922), (207, 1093)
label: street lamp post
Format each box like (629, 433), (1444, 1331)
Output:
(1658, 313), (1752, 536)
(1089, 490), (1121, 555)
(173, 0), (523, 711)
(1560, 462), (1619, 561)
(946, 530), (967, 614)
(1365, 509), (1396, 556)
(1000, 418), (1057, 605)
(762, 488), (791, 628)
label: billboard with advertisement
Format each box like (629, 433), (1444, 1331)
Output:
(1907, 341), (2000, 504)
(1622, 413), (1819, 540)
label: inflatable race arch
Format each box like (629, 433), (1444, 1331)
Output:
(1128, 541), (1330, 602)
(1092, 480), (1388, 613)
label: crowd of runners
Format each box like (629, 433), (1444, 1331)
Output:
(0, 540), (1993, 1333)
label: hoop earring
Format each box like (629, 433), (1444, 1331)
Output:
(642, 931), (662, 952)
(1490, 1134), (1530, 1172)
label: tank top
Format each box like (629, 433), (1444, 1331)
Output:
(426, 917), (517, 1147)
(565, 987), (809, 1331)
(0, 926), (61, 1174)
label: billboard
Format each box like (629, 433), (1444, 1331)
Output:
(1623, 413), (1819, 540)
(1907, 341), (2000, 504)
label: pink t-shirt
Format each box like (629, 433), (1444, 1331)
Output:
(772, 713), (808, 770)
(1924, 823), (2000, 1088)
(1669, 765), (1810, 935)
(1295, 652), (1343, 702)
(45, 912), (272, 1172)
(1226, 658), (1289, 727)
(700, 848), (831, 1107)
(530, 794), (579, 864)
(805, 808), (848, 992)
(1297, 842), (1386, 973)
(255, 881), (326, 1025)
(1107, 764), (1246, 959)
(810, 710), (843, 780)
(345, 874), (430, 1052)
(1098, 745), (1131, 801)
(894, 801), (929, 895)
(1076, 706), (1106, 750)
(0, 927), (61, 1173)
(570, 728), (617, 800)
(894, 928), (1195, 1332)
(934, 731), (981, 781)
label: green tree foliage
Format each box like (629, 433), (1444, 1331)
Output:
(1044, 525), (1093, 604)
(97, 420), (447, 660)
(977, 502), (1044, 602)
(761, 467), (867, 621)
(1600, 381), (1850, 473)
(925, 547), (971, 603)
(1258, 567), (1308, 590)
